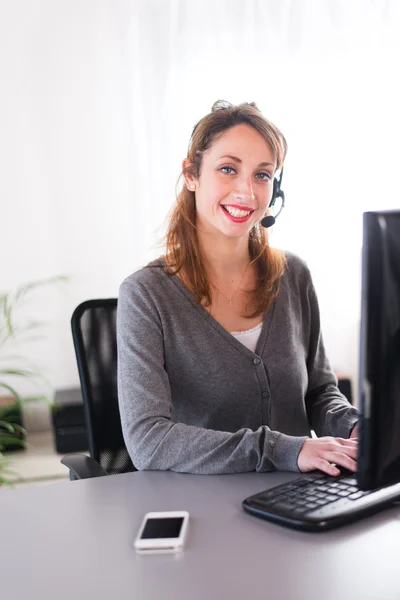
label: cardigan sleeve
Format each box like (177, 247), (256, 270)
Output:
(117, 277), (307, 474)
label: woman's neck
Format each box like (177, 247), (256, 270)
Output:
(198, 232), (250, 282)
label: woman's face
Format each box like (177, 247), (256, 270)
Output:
(184, 123), (276, 239)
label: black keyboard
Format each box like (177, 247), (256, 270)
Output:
(259, 474), (369, 511)
(243, 473), (400, 532)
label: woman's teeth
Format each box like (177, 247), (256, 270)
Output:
(223, 206), (252, 218)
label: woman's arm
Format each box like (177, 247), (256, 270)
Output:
(117, 277), (307, 474)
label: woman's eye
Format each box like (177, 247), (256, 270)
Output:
(219, 166), (236, 175)
(256, 172), (271, 181)
(219, 167), (271, 180)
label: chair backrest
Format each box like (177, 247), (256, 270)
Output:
(71, 299), (135, 475)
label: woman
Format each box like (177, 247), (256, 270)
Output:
(117, 100), (359, 476)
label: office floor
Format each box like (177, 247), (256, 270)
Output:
(1, 431), (71, 490)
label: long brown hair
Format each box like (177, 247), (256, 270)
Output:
(163, 100), (288, 318)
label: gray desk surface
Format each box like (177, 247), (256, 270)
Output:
(1, 470), (400, 600)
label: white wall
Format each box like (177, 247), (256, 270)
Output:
(1, 0), (400, 410)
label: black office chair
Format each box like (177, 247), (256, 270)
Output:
(61, 299), (136, 480)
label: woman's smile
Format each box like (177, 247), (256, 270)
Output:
(220, 204), (255, 223)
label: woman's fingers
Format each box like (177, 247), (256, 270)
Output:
(315, 458), (341, 477)
(336, 437), (358, 447)
(330, 444), (358, 459)
(297, 436), (359, 474)
(325, 440), (358, 472)
(328, 451), (357, 473)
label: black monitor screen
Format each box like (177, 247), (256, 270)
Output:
(358, 210), (400, 490)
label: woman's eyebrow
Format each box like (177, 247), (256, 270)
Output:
(217, 154), (274, 167)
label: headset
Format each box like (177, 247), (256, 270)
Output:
(260, 169), (285, 228)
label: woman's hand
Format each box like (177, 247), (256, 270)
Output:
(297, 437), (358, 477)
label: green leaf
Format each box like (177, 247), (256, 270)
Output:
(0, 421), (15, 433)
(0, 421), (25, 433)
(0, 275), (69, 349)
(12, 423), (25, 433)
(0, 420), (25, 434)
(0, 369), (50, 391)
(0, 432), (25, 446)
(2, 294), (14, 337)
(0, 462), (19, 484)
(0, 367), (40, 378)
(0, 382), (23, 404)
(5, 472), (19, 480)
(1, 470), (18, 478)
(0, 405), (20, 420)
(21, 394), (49, 403)
(0, 477), (14, 487)
(0, 453), (18, 470)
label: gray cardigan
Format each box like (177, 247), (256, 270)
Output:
(117, 252), (359, 474)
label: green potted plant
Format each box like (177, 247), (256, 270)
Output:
(0, 277), (67, 485)
(0, 404), (25, 485)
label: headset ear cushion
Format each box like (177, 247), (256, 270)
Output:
(272, 178), (279, 199)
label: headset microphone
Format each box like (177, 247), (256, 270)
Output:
(261, 169), (285, 229)
(260, 215), (276, 228)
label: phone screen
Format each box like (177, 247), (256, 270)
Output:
(141, 517), (184, 539)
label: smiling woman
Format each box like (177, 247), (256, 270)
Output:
(166, 101), (288, 324)
(117, 101), (359, 477)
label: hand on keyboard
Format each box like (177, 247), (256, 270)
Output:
(297, 436), (358, 477)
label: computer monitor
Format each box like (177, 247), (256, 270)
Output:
(358, 210), (400, 490)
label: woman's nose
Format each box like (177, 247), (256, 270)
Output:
(234, 176), (255, 202)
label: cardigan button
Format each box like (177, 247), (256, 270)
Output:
(253, 357), (261, 365)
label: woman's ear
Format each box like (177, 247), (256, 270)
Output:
(182, 158), (197, 192)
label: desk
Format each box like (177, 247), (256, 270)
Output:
(1, 471), (400, 600)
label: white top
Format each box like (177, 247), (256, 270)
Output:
(230, 321), (263, 352)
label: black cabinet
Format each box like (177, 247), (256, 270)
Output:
(337, 378), (353, 405)
(52, 388), (88, 454)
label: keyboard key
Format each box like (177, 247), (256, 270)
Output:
(336, 490), (352, 497)
(275, 501), (297, 512)
(348, 491), (365, 500)
(296, 498), (307, 506)
(317, 484), (337, 492)
(314, 498), (328, 506)
(340, 477), (358, 486)
(293, 506), (309, 514)
(324, 494), (339, 502)
(260, 490), (279, 499)
(304, 489), (318, 497)
(264, 498), (279, 506)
